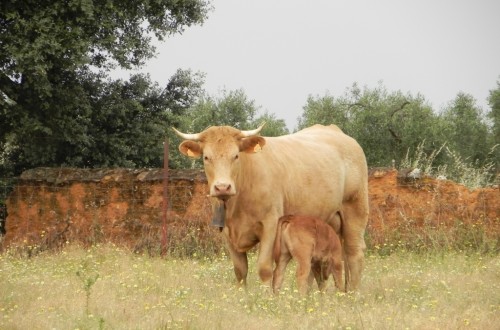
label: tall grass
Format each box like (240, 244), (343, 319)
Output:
(366, 217), (499, 257)
(1, 244), (499, 329)
(7, 210), (498, 262)
(439, 146), (497, 189)
(400, 141), (497, 189)
(131, 218), (226, 259)
(400, 140), (446, 177)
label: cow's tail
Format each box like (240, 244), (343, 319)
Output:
(273, 217), (289, 263)
(338, 210), (349, 292)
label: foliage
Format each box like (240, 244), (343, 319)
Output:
(400, 140), (447, 177)
(298, 83), (446, 167)
(0, 0), (210, 78)
(298, 82), (498, 183)
(170, 89), (289, 169)
(487, 79), (500, 169)
(1, 69), (204, 174)
(84, 70), (204, 168)
(440, 146), (497, 189)
(252, 111), (289, 137)
(0, 0), (496, 182)
(439, 92), (491, 165)
(400, 140), (497, 189)
(0, 0), (209, 175)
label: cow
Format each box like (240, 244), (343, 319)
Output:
(173, 123), (368, 291)
(272, 214), (344, 295)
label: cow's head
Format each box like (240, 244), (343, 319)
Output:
(173, 124), (266, 200)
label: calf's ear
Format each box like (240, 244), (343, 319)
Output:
(239, 136), (266, 153)
(179, 141), (202, 158)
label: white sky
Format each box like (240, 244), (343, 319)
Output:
(112, 0), (500, 130)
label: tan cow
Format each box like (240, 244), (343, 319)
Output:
(272, 214), (344, 295)
(173, 124), (368, 291)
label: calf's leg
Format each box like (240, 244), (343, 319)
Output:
(331, 257), (345, 292)
(292, 247), (313, 295)
(312, 262), (328, 291)
(272, 253), (291, 293)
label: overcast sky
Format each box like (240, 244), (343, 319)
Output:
(113, 0), (500, 130)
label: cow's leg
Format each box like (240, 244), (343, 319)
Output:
(256, 221), (278, 285)
(224, 240), (248, 286)
(342, 200), (368, 291)
(231, 250), (248, 286)
(272, 253), (291, 293)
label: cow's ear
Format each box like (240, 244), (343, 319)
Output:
(179, 141), (202, 158)
(240, 136), (266, 154)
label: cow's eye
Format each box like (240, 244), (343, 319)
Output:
(234, 154), (239, 160)
(204, 156), (209, 161)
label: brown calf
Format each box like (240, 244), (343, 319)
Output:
(272, 214), (345, 295)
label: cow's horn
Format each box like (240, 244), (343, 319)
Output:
(172, 127), (201, 141)
(240, 122), (266, 138)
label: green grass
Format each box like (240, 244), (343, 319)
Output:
(1, 244), (499, 329)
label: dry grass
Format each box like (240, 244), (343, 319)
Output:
(1, 243), (499, 329)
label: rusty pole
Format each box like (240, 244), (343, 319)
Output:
(161, 137), (169, 257)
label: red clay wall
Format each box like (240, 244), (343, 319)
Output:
(2, 167), (499, 251)
(2, 168), (212, 251)
(368, 168), (499, 242)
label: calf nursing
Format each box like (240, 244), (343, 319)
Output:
(272, 214), (345, 295)
(174, 124), (368, 290)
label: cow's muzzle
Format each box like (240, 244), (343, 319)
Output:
(211, 183), (235, 200)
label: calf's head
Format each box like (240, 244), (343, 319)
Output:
(173, 124), (266, 200)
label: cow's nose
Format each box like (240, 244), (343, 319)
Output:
(214, 183), (231, 194)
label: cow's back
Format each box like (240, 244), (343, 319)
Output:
(239, 124), (367, 221)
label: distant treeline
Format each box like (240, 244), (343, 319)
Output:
(1, 0), (498, 187)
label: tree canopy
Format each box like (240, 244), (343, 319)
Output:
(170, 89), (289, 169)
(0, 0), (497, 185)
(298, 83), (446, 167)
(297, 82), (497, 181)
(0, 0), (210, 176)
(487, 79), (500, 166)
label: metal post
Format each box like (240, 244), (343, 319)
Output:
(161, 137), (169, 257)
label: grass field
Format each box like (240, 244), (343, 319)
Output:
(1, 243), (499, 330)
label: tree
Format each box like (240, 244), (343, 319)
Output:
(171, 89), (289, 169)
(2, 69), (204, 173)
(179, 89), (258, 131)
(297, 93), (349, 130)
(440, 93), (490, 164)
(87, 71), (204, 168)
(252, 111), (289, 137)
(298, 83), (444, 167)
(0, 0), (210, 175)
(487, 79), (500, 167)
(0, 0), (209, 79)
